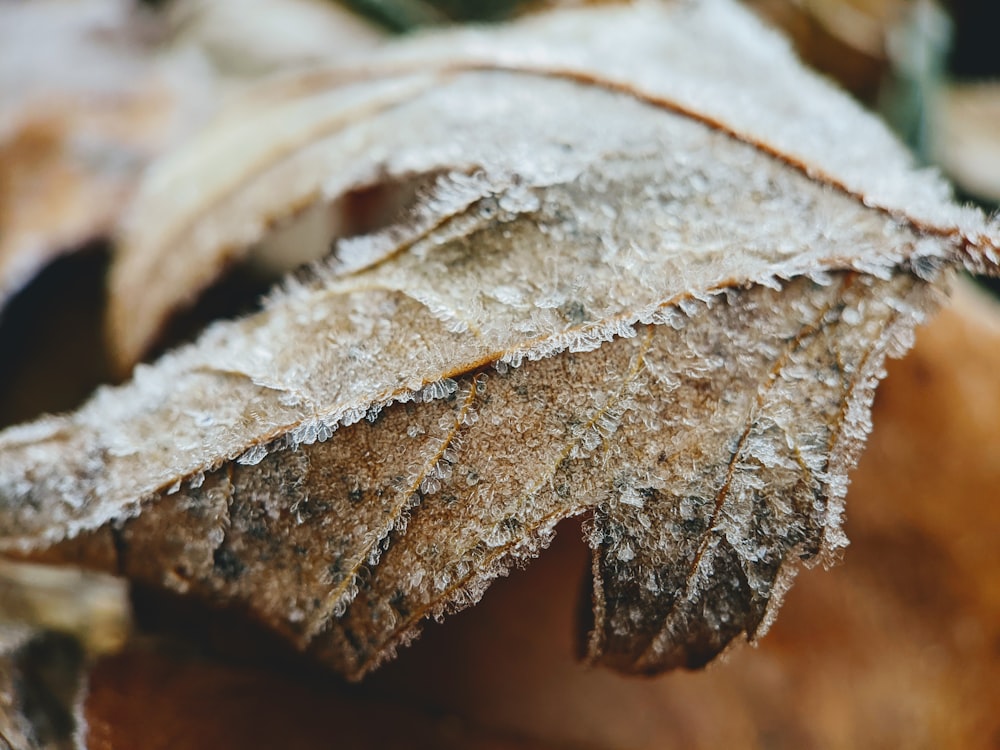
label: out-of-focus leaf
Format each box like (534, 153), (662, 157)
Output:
(0, 0), (215, 314)
(931, 82), (1000, 204)
(166, 0), (384, 78)
(0, 626), (41, 750)
(0, 561), (130, 657)
(744, 0), (903, 101)
(80, 641), (542, 750)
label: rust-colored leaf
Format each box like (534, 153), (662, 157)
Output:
(80, 642), (538, 750)
(1, 1), (998, 683)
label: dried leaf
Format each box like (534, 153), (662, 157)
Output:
(367, 280), (1000, 749)
(108, 0), (995, 369)
(65, 286), (1000, 748)
(1, 0), (998, 682)
(0, 0), (216, 313)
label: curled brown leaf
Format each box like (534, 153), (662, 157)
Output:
(68, 285), (1000, 748)
(1, 0), (997, 684)
(108, 1), (997, 370)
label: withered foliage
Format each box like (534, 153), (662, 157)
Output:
(0, 2), (997, 732)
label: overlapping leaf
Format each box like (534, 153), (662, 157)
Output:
(1, 0), (997, 681)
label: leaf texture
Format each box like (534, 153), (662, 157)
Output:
(108, 0), (997, 368)
(0, 625), (83, 750)
(1, 0), (998, 680)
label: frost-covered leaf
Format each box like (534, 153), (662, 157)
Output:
(1, 0), (998, 681)
(368, 282), (1000, 748)
(931, 82), (1000, 203)
(108, 0), (997, 369)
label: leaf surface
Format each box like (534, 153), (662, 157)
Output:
(1, 0), (997, 680)
(108, 0), (998, 367)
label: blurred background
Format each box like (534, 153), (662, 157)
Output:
(1, 0), (998, 428)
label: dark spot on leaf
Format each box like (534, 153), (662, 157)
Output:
(213, 548), (245, 582)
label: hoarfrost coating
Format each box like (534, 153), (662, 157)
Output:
(1, 0), (997, 680)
